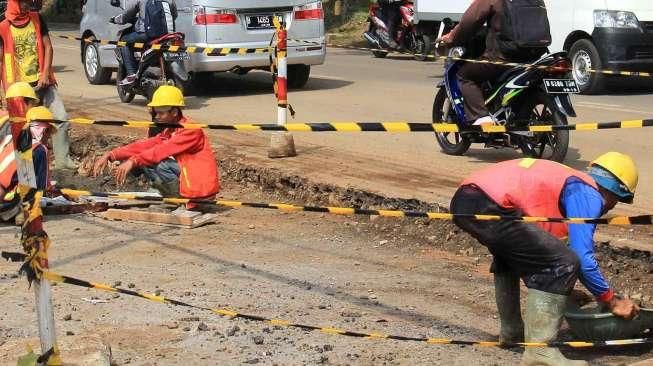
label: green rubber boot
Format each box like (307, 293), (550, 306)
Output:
(494, 272), (524, 344)
(521, 289), (588, 366)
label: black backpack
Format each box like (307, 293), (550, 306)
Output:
(498, 0), (551, 60)
(143, 0), (174, 39)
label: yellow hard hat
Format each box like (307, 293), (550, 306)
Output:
(588, 152), (638, 203)
(147, 85), (185, 108)
(5, 82), (38, 100)
(26, 106), (54, 123)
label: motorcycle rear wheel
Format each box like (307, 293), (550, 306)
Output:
(116, 66), (135, 103)
(516, 92), (569, 162)
(433, 87), (471, 156)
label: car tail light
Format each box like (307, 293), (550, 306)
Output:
(294, 1), (323, 20)
(194, 6), (238, 25)
(547, 58), (572, 73)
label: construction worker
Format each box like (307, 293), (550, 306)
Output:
(0, 82), (41, 190)
(0, 0), (76, 169)
(450, 153), (640, 366)
(0, 105), (55, 222)
(92, 85), (219, 205)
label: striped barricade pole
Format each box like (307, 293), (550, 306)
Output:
(4, 103), (61, 364)
(268, 18), (297, 158)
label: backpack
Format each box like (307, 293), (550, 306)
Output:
(498, 0), (551, 61)
(143, 0), (174, 39)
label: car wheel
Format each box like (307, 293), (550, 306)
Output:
(569, 39), (604, 95)
(287, 64), (311, 89)
(84, 41), (112, 85)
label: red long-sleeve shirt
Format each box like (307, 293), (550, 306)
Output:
(109, 117), (220, 198)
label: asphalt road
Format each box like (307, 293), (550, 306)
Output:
(49, 28), (653, 216)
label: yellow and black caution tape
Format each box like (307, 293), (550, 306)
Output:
(58, 35), (270, 56)
(0, 254), (648, 350)
(61, 188), (653, 226)
(323, 42), (653, 78)
(60, 34), (652, 77)
(35, 117), (653, 134)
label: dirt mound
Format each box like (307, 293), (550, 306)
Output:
(53, 129), (143, 192)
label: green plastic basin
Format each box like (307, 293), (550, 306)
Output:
(564, 306), (653, 341)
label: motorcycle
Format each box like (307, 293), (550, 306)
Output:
(363, 0), (431, 61)
(114, 26), (190, 104)
(432, 26), (577, 162)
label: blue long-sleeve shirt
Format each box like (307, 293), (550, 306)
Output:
(561, 177), (611, 300)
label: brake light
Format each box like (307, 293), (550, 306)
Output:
(193, 6), (238, 25)
(547, 58), (572, 73)
(294, 1), (323, 20)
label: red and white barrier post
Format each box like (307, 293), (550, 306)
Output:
(269, 20), (297, 158)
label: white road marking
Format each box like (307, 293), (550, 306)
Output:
(311, 74), (349, 81)
(54, 44), (79, 51)
(575, 102), (653, 115)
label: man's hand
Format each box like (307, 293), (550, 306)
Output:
(440, 32), (453, 44)
(607, 297), (640, 320)
(114, 159), (135, 186)
(92, 152), (112, 177)
(36, 73), (50, 90)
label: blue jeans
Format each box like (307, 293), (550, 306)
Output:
(133, 158), (180, 197)
(120, 31), (149, 75)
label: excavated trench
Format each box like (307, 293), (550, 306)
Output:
(59, 130), (653, 311)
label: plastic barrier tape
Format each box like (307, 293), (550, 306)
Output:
(1, 254), (649, 350)
(34, 118), (653, 134)
(61, 189), (653, 226)
(59, 35), (269, 56)
(60, 35), (651, 78)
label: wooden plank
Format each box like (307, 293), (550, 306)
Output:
(42, 202), (109, 215)
(101, 208), (217, 228)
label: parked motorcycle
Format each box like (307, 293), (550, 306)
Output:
(363, 0), (431, 61)
(114, 27), (190, 104)
(432, 30), (577, 162)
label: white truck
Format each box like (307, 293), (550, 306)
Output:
(416, 0), (653, 94)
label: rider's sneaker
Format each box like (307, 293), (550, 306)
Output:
(473, 115), (495, 126)
(119, 74), (137, 86)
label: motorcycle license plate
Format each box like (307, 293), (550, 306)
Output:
(163, 52), (190, 61)
(543, 79), (580, 94)
(246, 14), (283, 30)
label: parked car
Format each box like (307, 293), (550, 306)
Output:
(418, 0), (653, 94)
(79, 0), (326, 89)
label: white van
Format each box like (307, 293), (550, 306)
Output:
(80, 0), (326, 89)
(415, 0), (653, 94)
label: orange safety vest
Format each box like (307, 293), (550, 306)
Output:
(0, 137), (50, 191)
(0, 134), (16, 189)
(461, 158), (598, 239)
(0, 12), (56, 90)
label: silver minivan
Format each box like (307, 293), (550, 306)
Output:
(80, 0), (326, 88)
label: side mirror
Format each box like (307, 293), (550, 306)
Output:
(110, 0), (121, 7)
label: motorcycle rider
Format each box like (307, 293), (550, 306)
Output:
(110, 0), (177, 86)
(377, 0), (402, 49)
(439, 0), (549, 126)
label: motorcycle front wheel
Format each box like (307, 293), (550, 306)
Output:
(116, 66), (135, 103)
(515, 92), (569, 162)
(432, 87), (471, 156)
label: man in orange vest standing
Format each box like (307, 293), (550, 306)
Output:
(0, 0), (76, 170)
(451, 153), (640, 366)
(92, 86), (219, 209)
